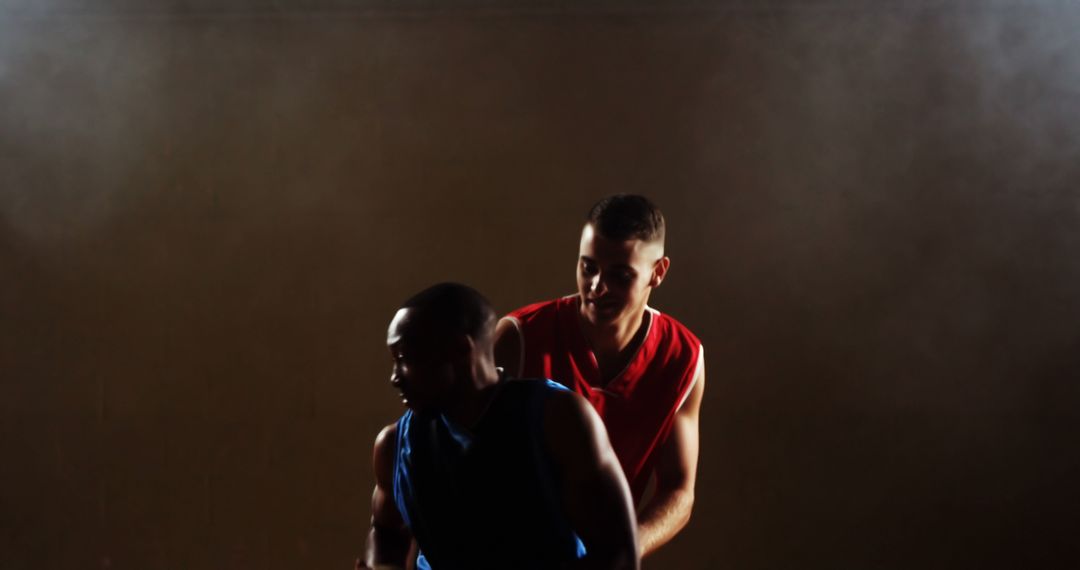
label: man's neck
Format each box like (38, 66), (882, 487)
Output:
(442, 365), (502, 430)
(580, 306), (647, 360)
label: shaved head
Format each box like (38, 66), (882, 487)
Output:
(399, 282), (497, 345)
(586, 194), (666, 246)
(386, 282), (499, 411)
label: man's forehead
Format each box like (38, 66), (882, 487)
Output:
(387, 308), (446, 347)
(579, 224), (663, 261)
(387, 308), (421, 345)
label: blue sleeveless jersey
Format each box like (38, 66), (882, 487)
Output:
(393, 379), (587, 569)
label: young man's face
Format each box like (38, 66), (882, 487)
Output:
(576, 223), (668, 327)
(386, 308), (457, 412)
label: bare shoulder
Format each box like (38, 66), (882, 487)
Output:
(494, 316), (522, 349)
(374, 422), (398, 455)
(372, 421), (399, 487)
(542, 387), (612, 467)
(544, 387), (595, 427)
(493, 316), (523, 377)
(495, 315), (522, 338)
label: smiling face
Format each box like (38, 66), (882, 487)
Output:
(386, 308), (458, 412)
(576, 223), (669, 327)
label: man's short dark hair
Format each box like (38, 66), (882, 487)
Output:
(586, 194), (665, 244)
(401, 282), (496, 341)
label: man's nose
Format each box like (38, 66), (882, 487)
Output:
(591, 274), (608, 296)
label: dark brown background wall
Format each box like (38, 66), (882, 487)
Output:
(2, 1), (1078, 568)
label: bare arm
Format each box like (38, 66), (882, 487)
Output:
(360, 423), (411, 570)
(545, 390), (640, 570)
(493, 317), (523, 378)
(637, 348), (705, 558)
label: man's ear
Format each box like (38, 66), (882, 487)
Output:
(454, 334), (475, 360)
(446, 334), (473, 376)
(650, 256), (671, 288)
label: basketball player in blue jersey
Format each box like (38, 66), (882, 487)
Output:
(359, 283), (640, 570)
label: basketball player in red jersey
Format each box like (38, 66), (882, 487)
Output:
(494, 194), (705, 558)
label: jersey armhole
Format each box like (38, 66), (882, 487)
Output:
(676, 343), (704, 412)
(392, 413), (413, 530)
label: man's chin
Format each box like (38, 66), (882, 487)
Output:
(584, 305), (622, 325)
(402, 397), (435, 414)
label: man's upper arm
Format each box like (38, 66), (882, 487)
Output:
(544, 390), (640, 569)
(493, 316), (523, 378)
(655, 348), (705, 495)
(365, 423), (411, 568)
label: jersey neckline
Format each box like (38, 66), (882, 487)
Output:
(563, 295), (657, 393)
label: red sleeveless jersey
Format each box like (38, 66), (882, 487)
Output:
(506, 295), (703, 502)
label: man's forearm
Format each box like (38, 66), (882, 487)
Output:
(637, 486), (694, 558)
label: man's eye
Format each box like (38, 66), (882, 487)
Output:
(582, 262), (597, 275)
